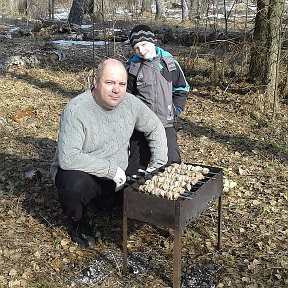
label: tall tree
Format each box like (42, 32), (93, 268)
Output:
(248, 0), (269, 81)
(155, 0), (165, 19)
(140, 0), (151, 16)
(188, 0), (194, 20)
(181, 0), (190, 21)
(265, 0), (284, 113)
(68, 0), (84, 25)
(249, 0), (284, 113)
(48, 0), (55, 20)
(18, 0), (28, 16)
(68, 0), (93, 25)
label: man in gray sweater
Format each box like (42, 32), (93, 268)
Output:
(50, 58), (168, 248)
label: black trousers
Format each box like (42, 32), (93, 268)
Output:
(125, 126), (181, 176)
(55, 168), (117, 222)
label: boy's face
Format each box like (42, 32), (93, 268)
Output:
(133, 41), (156, 59)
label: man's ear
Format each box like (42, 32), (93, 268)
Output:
(93, 76), (98, 88)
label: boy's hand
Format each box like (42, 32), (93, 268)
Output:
(175, 106), (183, 117)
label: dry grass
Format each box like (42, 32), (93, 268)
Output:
(0, 22), (287, 288)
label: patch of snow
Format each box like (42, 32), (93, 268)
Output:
(53, 9), (69, 20)
(0, 117), (6, 126)
(207, 14), (225, 19)
(80, 24), (92, 29)
(166, 9), (182, 20)
(68, 33), (84, 41)
(8, 27), (20, 33)
(53, 40), (105, 46)
(116, 8), (132, 16)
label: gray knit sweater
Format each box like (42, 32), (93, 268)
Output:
(50, 90), (168, 182)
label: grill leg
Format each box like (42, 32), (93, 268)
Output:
(123, 210), (128, 275)
(173, 227), (182, 288)
(217, 195), (222, 250)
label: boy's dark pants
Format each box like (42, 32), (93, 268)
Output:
(125, 126), (181, 176)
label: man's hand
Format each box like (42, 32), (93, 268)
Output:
(113, 167), (126, 192)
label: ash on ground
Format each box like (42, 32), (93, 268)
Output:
(73, 247), (167, 286)
(72, 247), (221, 287)
(181, 260), (221, 288)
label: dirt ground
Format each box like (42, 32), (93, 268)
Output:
(0, 17), (287, 288)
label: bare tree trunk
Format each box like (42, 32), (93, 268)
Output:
(18, 0), (28, 16)
(212, 0), (219, 31)
(68, 0), (94, 24)
(266, 0), (284, 116)
(141, 0), (151, 16)
(48, 0), (55, 20)
(188, 0), (194, 20)
(181, 0), (189, 21)
(244, 0), (249, 33)
(86, 0), (94, 14)
(155, 0), (165, 19)
(126, 0), (135, 16)
(68, 0), (84, 25)
(204, 0), (211, 42)
(93, 0), (97, 15)
(248, 0), (269, 82)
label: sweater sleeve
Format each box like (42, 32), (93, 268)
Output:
(57, 105), (117, 179)
(133, 97), (168, 167)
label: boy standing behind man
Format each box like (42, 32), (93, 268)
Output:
(126, 25), (190, 175)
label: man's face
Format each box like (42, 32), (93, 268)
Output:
(133, 41), (156, 59)
(93, 63), (127, 109)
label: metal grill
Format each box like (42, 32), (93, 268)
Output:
(122, 164), (223, 288)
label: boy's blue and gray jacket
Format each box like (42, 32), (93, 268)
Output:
(126, 46), (190, 128)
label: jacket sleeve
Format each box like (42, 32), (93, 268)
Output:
(126, 61), (136, 94)
(126, 72), (136, 94)
(171, 59), (190, 111)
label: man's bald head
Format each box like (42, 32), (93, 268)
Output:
(96, 58), (127, 80)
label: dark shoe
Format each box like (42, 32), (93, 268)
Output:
(69, 217), (95, 248)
